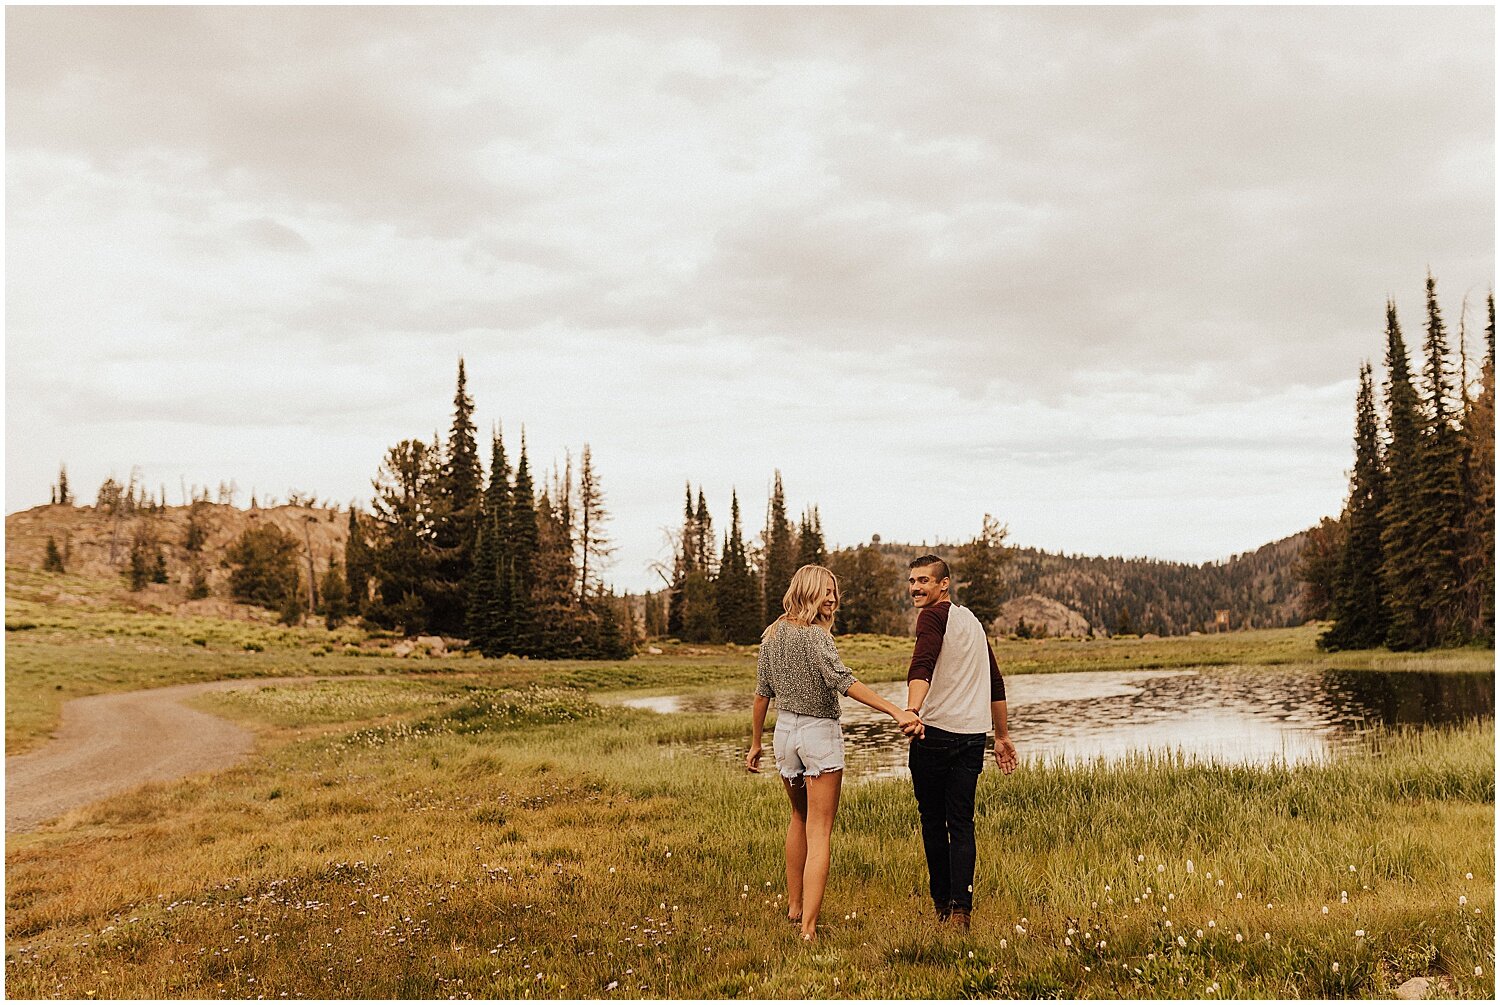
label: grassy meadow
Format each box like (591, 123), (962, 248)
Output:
(4, 566), (1495, 998)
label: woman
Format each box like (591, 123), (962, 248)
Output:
(746, 564), (922, 941)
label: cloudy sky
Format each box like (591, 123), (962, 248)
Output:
(6, 6), (1494, 591)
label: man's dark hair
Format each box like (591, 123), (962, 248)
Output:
(908, 554), (950, 580)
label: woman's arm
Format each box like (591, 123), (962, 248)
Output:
(747, 694), (771, 773)
(846, 681), (922, 734)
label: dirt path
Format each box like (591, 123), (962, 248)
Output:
(5, 677), (334, 834)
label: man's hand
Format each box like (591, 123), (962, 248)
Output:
(895, 708), (925, 739)
(993, 737), (1018, 775)
(746, 743), (763, 774)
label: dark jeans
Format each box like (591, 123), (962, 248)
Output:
(909, 726), (986, 912)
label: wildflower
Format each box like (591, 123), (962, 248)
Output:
(1235, 892), (1243, 900)
(1217, 879), (1224, 887)
(1196, 929), (1203, 938)
(1157, 864), (1166, 873)
(1176, 935), (1187, 947)
(1208, 920), (1216, 928)
(1134, 898), (1140, 904)
(606, 981), (619, 991)
(1264, 933), (1271, 941)
(999, 939), (1007, 949)
(1014, 925), (1026, 935)
(1138, 854), (1145, 862)
(1168, 893), (1175, 901)
(1355, 930), (1365, 938)
(1476, 967), (1483, 976)
(1187, 860), (1194, 874)
(1064, 938), (1072, 947)
(1321, 906), (1329, 915)
(1165, 920), (1172, 928)
(1466, 872), (1473, 880)
(1459, 896), (1467, 907)
(1235, 933), (1243, 943)
(1331, 962), (1339, 973)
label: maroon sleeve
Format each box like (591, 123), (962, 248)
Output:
(907, 603), (950, 683)
(987, 638), (1006, 701)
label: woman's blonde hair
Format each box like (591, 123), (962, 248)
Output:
(762, 564), (840, 639)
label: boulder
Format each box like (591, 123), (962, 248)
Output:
(992, 595), (1091, 639)
(391, 641), (416, 658)
(414, 635), (445, 654)
(646, 646), (664, 655)
(1395, 977), (1432, 1000)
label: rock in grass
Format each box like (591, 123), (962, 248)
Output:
(1395, 977), (1433, 1000)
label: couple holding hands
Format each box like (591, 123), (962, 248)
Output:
(747, 555), (1020, 942)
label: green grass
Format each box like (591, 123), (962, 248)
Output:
(5, 566), (1494, 998)
(4, 674), (1494, 998)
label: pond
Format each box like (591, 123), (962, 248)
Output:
(619, 667), (1495, 780)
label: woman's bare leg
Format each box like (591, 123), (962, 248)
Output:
(799, 769), (843, 940)
(781, 775), (808, 921)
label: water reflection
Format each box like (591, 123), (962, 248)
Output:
(619, 667), (1494, 780)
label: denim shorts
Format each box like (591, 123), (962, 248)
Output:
(774, 710), (845, 779)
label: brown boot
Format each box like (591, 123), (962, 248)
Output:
(949, 908), (971, 930)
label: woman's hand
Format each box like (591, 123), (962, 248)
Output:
(895, 708), (924, 739)
(746, 742), (763, 773)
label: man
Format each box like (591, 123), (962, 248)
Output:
(904, 554), (1018, 928)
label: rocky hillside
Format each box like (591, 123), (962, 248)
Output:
(6, 502), (348, 598)
(855, 529), (1311, 637)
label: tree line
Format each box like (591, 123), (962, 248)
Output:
(1304, 275), (1494, 651)
(342, 360), (634, 658)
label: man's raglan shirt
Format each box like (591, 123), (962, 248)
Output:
(907, 600), (1005, 734)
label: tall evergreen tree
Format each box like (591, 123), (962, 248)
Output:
(507, 435), (541, 655)
(1459, 292), (1496, 644)
(532, 490), (582, 657)
(344, 506), (373, 616)
(667, 483), (696, 638)
(827, 542), (886, 634)
(576, 445), (615, 603)
(1378, 302), (1427, 651)
(763, 471), (796, 619)
(1414, 274), (1468, 645)
(466, 430), (513, 655)
(953, 514), (1011, 626)
(321, 557), (351, 629)
(1320, 362), (1388, 649)
(715, 491), (762, 644)
(368, 438), (441, 634)
(430, 358), (484, 635)
(694, 489), (715, 572)
(795, 506), (826, 567)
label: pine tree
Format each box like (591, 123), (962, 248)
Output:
(344, 507), (373, 616)
(184, 499), (212, 552)
(576, 445), (616, 604)
(667, 483), (696, 638)
(507, 435), (541, 655)
(954, 514), (1010, 626)
(643, 591), (667, 639)
(532, 491), (582, 658)
(827, 542), (887, 634)
(1412, 274), (1468, 645)
(1459, 292), (1496, 644)
(150, 548), (169, 584)
(715, 491), (762, 644)
(225, 524), (301, 608)
(1296, 515), (1343, 623)
(694, 489), (715, 572)
(1320, 361), (1388, 649)
(429, 359), (484, 636)
(763, 471), (796, 619)
(795, 507), (826, 567)
(466, 429), (514, 656)
(321, 558), (351, 629)
(1379, 301), (1427, 651)
(43, 536), (65, 573)
(278, 573), (307, 626)
(56, 464), (72, 506)
(187, 560), (211, 600)
(368, 438), (441, 634)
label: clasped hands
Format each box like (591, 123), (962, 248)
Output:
(895, 708), (925, 739)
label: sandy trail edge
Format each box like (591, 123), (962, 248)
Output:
(6, 676), (342, 834)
